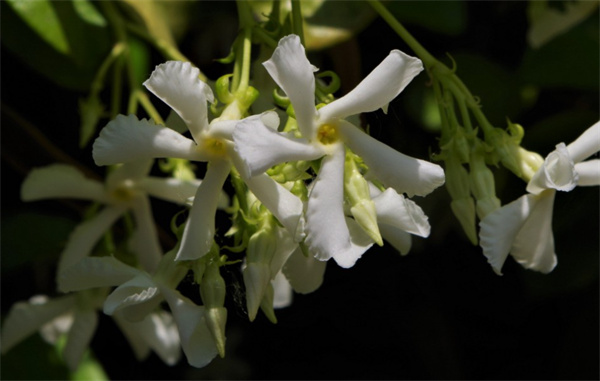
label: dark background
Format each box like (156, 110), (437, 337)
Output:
(2, 1), (598, 379)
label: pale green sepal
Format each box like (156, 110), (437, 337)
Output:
(205, 307), (227, 358)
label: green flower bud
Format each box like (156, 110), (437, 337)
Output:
(445, 156), (477, 244)
(205, 307), (227, 358)
(344, 151), (382, 246)
(259, 283), (278, 324)
(469, 151), (501, 219)
(516, 147), (544, 182)
(243, 263), (272, 322)
(215, 74), (235, 104)
(200, 261), (226, 309)
(487, 128), (522, 177)
(450, 198), (478, 245)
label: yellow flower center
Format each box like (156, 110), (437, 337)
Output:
(110, 180), (137, 202)
(317, 123), (339, 145)
(203, 138), (227, 158)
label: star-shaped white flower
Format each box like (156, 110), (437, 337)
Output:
(0, 288), (180, 371)
(479, 121), (600, 275)
(21, 160), (208, 276)
(233, 34), (444, 266)
(93, 61), (305, 261)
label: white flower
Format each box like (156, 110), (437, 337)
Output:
(0, 288), (180, 370)
(233, 34), (444, 265)
(480, 121), (600, 275)
(93, 61), (305, 261)
(21, 161), (207, 276)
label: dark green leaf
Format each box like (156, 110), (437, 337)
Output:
(73, 0), (107, 27)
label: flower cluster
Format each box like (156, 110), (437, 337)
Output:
(2, 35), (444, 369)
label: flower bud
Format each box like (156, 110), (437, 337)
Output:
(517, 147), (544, 183)
(243, 263), (271, 321)
(469, 151), (501, 219)
(200, 261), (227, 357)
(259, 282), (278, 324)
(445, 156), (477, 244)
(205, 307), (227, 358)
(344, 152), (382, 246)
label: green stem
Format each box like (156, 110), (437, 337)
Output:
(137, 90), (165, 125)
(367, 0), (437, 69)
(253, 26), (278, 49)
(91, 42), (126, 95)
(291, 0), (305, 45)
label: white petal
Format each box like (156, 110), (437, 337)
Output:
(63, 309), (98, 371)
(527, 143), (577, 194)
(160, 287), (219, 368)
(144, 61), (213, 142)
(129, 196), (162, 273)
(269, 226), (298, 276)
(339, 120), (445, 197)
(93, 115), (208, 166)
(318, 50), (423, 121)
(140, 177), (200, 204)
(263, 34), (317, 139)
(58, 256), (141, 293)
(176, 160), (231, 261)
(305, 145), (351, 261)
(511, 190), (557, 273)
(103, 274), (162, 321)
(566, 121), (600, 163)
(379, 224), (412, 255)
(114, 310), (181, 365)
(21, 164), (107, 203)
(282, 247), (326, 294)
(106, 160), (154, 189)
(39, 311), (74, 345)
(372, 188), (431, 237)
(244, 173), (306, 241)
(57, 205), (126, 276)
(333, 217), (374, 268)
(272, 271), (293, 309)
(233, 116), (324, 177)
(575, 159), (600, 186)
(1, 295), (76, 354)
(479, 193), (540, 275)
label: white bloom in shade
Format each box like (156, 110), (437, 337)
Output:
(21, 160), (208, 276)
(233, 34), (444, 266)
(0, 288), (180, 370)
(93, 61), (305, 261)
(480, 121), (600, 275)
(58, 253), (220, 368)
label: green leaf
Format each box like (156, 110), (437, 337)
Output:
(72, 0), (107, 27)
(519, 15), (599, 90)
(119, 0), (177, 47)
(6, 0), (70, 54)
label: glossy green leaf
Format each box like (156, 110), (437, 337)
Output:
(6, 0), (70, 54)
(73, 0), (107, 27)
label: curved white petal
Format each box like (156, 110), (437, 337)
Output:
(379, 224), (412, 255)
(129, 196), (162, 273)
(1, 295), (76, 354)
(479, 193), (540, 275)
(93, 115), (209, 166)
(510, 190), (557, 273)
(176, 160), (231, 261)
(339, 120), (445, 197)
(269, 227), (297, 276)
(144, 61), (213, 142)
(160, 287), (219, 368)
(244, 173), (306, 241)
(305, 145), (351, 261)
(282, 247), (326, 294)
(233, 116), (324, 177)
(575, 159), (600, 186)
(319, 50), (423, 121)
(58, 256), (141, 293)
(63, 309), (98, 371)
(114, 310), (181, 365)
(333, 217), (374, 268)
(527, 143), (577, 194)
(373, 188), (431, 237)
(566, 121), (600, 163)
(21, 164), (107, 203)
(140, 177), (200, 204)
(103, 274), (162, 321)
(272, 271), (293, 309)
(263, 34), (317, 139)
(57, 205), (127, 276)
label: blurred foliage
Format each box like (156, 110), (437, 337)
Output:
(1, 0), (597, 379)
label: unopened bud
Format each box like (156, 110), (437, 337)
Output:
(243, 263), (271, 321)
(469, 152), (500, 219)
(205, 307), (227, 358)
(259, 283), (278, 324)
(445, 156), (477, 244)
(200, 262), (226, 309)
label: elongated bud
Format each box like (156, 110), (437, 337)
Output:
(344, 151), (382, 246)
(445, 156), (477, 244)
(244, 227), (277, 321)
(200, 261), (227, 358)
(517, 147), (544, 183)
(259, 283), (278, 324)
(469, 151), (501, 219)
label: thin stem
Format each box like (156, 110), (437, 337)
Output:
(137, 90), (165, 125)
(367, 0), (437, 69)
(91, 42), (126, 95)
(291, 0), (305, 45)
